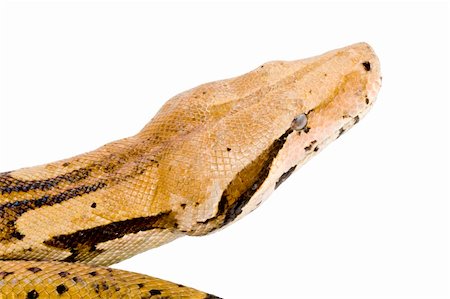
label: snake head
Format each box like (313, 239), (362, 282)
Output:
(141, 43), (381, 235)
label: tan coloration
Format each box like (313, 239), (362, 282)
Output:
(0, 43), (381, 297)
(0, 261), (214, 298)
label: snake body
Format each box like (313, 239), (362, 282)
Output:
(0, 43), (381, 298)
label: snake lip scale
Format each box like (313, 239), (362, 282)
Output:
(0, 42), (381, 298)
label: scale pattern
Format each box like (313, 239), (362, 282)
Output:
(0, 43), (381, 297)
(0, 261), (216, 298)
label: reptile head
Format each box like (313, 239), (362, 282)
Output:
(209, 42), (381, 229)
(140, 43), (381, 234)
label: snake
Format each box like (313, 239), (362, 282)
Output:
(0, 42), (381, 298)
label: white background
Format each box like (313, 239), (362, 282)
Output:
(0, 1), (449, 299)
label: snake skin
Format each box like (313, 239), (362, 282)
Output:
(0, 43), (381, 298)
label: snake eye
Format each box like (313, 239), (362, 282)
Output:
(291, 113), (307, 131)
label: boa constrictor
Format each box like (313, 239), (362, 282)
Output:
(0, 43), (381, 298)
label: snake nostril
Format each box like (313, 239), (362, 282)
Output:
(362, 61), (371, 71)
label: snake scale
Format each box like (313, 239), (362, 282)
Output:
(0, 43), (381, 298)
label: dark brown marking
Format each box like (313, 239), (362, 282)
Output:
(149, 289), (162, 296)
(365, 96), (370, 105)
(0, 181), (107, 241)
(10, 230), (25, 240)
(204, 295), (222, 299)
(313, 146), (319, 152)
(362, 61), (371, 71)
(304, 140), (317, 152)
(101, 281), (109, 290)
(275, 165), (297, 189)
(337, 127), (346, 139)
(72, 276), (83, 283)
(0, 137), (157, 197)
(180, 203), (186, 209)
(303, 127), (310, 134)
(43, 212), (173, 262)
(91, 202), (97, 208)
(0, 271), (14, 279)
(0, 168), (91, 195)
(89, 271), (97, 276)
(27, 267), (42, 273)
(227, 147), (231, 152)
(354, 115), (360, 124)
(27, 290), (39, 299)
(56, 284), (68, 295)
(92, 283), (100, 294)
(0, 143), (159, 202)
(138, 283), (145, 288)
(58, 271), (69, 277)
(204, 128), (293, 228)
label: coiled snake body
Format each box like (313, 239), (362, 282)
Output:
(0, 43), (381, 298)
